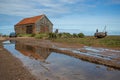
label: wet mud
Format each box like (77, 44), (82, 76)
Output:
(2, 38), (120, 80)
(7, 38), (120, 69)
(0, 40), (35, 80)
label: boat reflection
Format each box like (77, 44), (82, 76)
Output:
(15, 41), (51, 61)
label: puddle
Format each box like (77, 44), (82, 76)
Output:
(3, 40), (120, 80)
(53, 45), (120, 61)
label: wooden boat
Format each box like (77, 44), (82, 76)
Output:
(94, 26), (107, 38)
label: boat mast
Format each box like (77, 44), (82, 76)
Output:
(103, 25), (106, 32)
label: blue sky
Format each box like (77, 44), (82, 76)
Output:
(0, 0), (120, 35)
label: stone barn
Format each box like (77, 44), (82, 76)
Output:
(14, 14), (53, 34)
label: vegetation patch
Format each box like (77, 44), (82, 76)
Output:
(35, 33), (48, 39)
(17, 34), (33, 37)
(53, 36), (120, 49)
(48, 32), (85, 39)
(16, 33), (120, 49)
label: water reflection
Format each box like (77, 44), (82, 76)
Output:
(3, 40), (120, 80)
(15, 41), (51, 61)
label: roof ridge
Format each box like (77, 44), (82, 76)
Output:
(15, 14), (44, 26)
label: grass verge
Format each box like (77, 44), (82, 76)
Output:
(52, 36), (120, 49)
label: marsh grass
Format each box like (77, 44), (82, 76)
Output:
(17, 33), (49, 39)
(17, 34), (33, 37)
(98, 36), (120, 48)
(17, 33), (120, 49)
(35, 33), (48, 39)
(53, 36), (120, 48)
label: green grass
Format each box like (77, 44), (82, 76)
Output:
(35, 33), (48, 39)
(17, 33), (120, 49)
(17, 34), (33, 37)
(17, 33), (49, 39)
(98, 36), (120, 48)
(52, 36), (120, 49)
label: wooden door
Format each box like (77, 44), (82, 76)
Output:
(26, 25), (33, 34)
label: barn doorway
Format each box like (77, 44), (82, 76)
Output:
(26, 25), (33, 34)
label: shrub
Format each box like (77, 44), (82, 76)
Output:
(2, 35), (8, 37)
(48, 32), (85, 39)
(35, 33), (48, 39)
(57, 33), (62, 38)
(31, 33), (36, 37)
(73, 33), (78, 38)
(78, 33), (85, 38)
(61, 33), (72, 38)
(17, 34), (22, 37)
(48, 33), (57, 39)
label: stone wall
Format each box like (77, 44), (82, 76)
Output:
(15, 24), (35, 34)
(35, 15), (53, 33)
(15, 15), (53, 34)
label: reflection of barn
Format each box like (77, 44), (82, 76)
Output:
(15, 42), (51, 61)
(14, 14), (53, 34)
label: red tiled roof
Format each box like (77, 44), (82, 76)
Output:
(15, 15), (44, 26)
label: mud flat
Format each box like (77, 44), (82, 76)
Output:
(50, 48), (120, 69)
(8, 37), (120, 70)
(3, 38), (120, 80)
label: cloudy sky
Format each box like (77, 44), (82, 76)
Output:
(0, 0), (120, 35)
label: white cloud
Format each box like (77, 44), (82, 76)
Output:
(0, 0), (119, 17)
(0, 0), (70, 17)
(0, 0), (97, 17)
(60, 0), (82, 4)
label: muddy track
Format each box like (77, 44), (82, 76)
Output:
(50, 48), (120, 69)
(8, 38), (120, 70)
